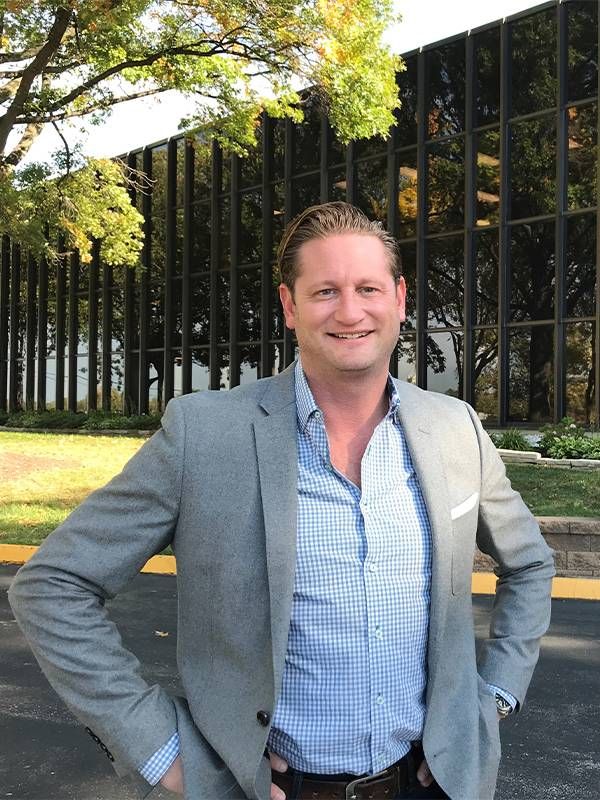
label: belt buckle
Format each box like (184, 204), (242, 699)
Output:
(345, 767), (390, 800)
(345, 774), (371, 800)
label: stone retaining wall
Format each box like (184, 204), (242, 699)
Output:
(474, 517), (600, 578)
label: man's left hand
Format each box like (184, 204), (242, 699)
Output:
(417, 758), (433, 788)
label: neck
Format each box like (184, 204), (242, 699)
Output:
(301, 361), (390, 430)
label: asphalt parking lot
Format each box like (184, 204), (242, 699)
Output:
(1, 564), (599, 800)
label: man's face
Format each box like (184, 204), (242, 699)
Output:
(279, 233), (406, 380)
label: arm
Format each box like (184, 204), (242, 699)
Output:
(7, 399), (186, 783)
(466, 404), (555, 706)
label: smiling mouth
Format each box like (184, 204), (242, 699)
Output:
(328, 332), (372, 339)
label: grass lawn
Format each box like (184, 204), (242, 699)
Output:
(505, 464), (600, 518)
(0, 432), (599, 547)
(0, 431), (144, 546)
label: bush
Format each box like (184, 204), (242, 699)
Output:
(3, 410), (87, 429)
(542, 434), (600, 460)
(490, 429), (533, 451)
(538, 417), (587, 457)
(84, 411), (161, 431)
(0, 409), (161, 431)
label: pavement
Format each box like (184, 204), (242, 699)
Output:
(1, 564), (599, 800)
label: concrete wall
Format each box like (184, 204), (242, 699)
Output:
(473, 517), (600, 579)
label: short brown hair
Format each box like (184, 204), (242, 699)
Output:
(276, 201), (402, 291)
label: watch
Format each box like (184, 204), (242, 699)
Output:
(494, 692), (513, 718)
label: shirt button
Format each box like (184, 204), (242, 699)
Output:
(367, 563), (377, 573)
(376, 694), (384, 705)
(375, 626), (383, 639)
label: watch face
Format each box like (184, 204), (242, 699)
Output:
(495, 693), (512, 716)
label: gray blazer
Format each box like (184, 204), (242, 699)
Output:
(8, 364), (555, 800)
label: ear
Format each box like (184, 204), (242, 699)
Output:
(396, 276), (406, 324)
(278, 283), (296, 330)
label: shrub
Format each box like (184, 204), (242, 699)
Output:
(490, 429), (533, 451)
(3, 410), (87, 429)
(543, 433), (600, 460)
(84, 411), (161, 431)
(537, 417), (586, 457)
(0, 409), (161, 431)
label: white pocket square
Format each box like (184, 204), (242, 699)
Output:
(450, 492), (479, 520)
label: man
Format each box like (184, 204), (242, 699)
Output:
(9, 202), (554, 800)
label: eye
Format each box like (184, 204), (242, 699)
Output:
(359, 286), (378, 294)
(317, 288), (336, 297)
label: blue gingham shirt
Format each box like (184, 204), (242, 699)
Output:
(266, 361), (432, 774)
(139, 361), (515, 784)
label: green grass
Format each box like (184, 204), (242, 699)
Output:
(0, 431), (145, 545)
(1, 432), (599, 547)
(506, 464), (600, 518)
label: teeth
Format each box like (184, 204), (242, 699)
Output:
(333, 333), (368, 339)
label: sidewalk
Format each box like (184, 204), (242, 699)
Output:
(1, 565), (599, 799)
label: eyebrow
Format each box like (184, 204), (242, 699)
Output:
(304, 278), (387, 292)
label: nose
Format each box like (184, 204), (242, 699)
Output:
(333, 289), (365, 326)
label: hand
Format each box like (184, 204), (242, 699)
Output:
(269, 750), (289, 800)
(417, 757), (434, 788)
(160, 755), (184, 795)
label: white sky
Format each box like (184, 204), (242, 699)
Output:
(24, 0), (544, 164)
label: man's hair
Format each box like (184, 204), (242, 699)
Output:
(276, 201), (402, 291)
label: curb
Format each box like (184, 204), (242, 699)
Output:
(498, 449), (600, 469)
(1, 545), (598, 600)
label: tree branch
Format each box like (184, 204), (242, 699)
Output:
(0, 76), (21, 103)
(40, 32), (296, 116)
(0, 46), (42, 64)
(2, 120), (43, 167)
(51, 120), (71, 185)
(16, 85), (174, 123)
(0, 6), (72, 154)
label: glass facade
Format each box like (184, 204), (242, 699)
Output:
(0, 0), (598, 425)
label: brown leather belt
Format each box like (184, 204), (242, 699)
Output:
(271, 749), (414, 800)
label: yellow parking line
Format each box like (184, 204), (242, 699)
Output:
(1, 545), (599, 600)
(0, 544), (38, 564)
(140, 554), (176, 575)
(472, 571), (600, 600)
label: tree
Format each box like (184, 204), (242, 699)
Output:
(0, 0), (402, 263)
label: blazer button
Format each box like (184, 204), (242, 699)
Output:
(256, 710), (271, 727)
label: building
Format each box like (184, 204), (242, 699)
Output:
(0, 0), (598, 426)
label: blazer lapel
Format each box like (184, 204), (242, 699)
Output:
(393, 380), (452, 688)
(253, 366), (299, 701)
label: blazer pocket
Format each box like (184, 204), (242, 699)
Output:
(451, 493), (478, 596)
(450, 492), (479, 521)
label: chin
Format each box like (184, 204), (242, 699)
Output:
(332, 358), (379, 373)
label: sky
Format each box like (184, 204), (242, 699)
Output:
(23, 0), (545, 165)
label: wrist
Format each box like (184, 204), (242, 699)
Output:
(160, 755), (183, 792)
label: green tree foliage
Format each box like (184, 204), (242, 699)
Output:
(0, 0), (402, 263)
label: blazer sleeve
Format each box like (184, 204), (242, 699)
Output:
(7, 397), (186, 784)
(466, 404), (556, 707)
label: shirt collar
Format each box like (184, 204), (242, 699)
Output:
(294, 358), (400, 432)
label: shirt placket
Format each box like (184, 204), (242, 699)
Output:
(360, 418), (392, 773)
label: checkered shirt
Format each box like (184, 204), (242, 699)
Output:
(264, 361), (432, 775)
(139, 730), (179, 785)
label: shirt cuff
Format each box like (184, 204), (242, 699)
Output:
(139, 731), (180, 786)
(487, 683), (518, 712)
